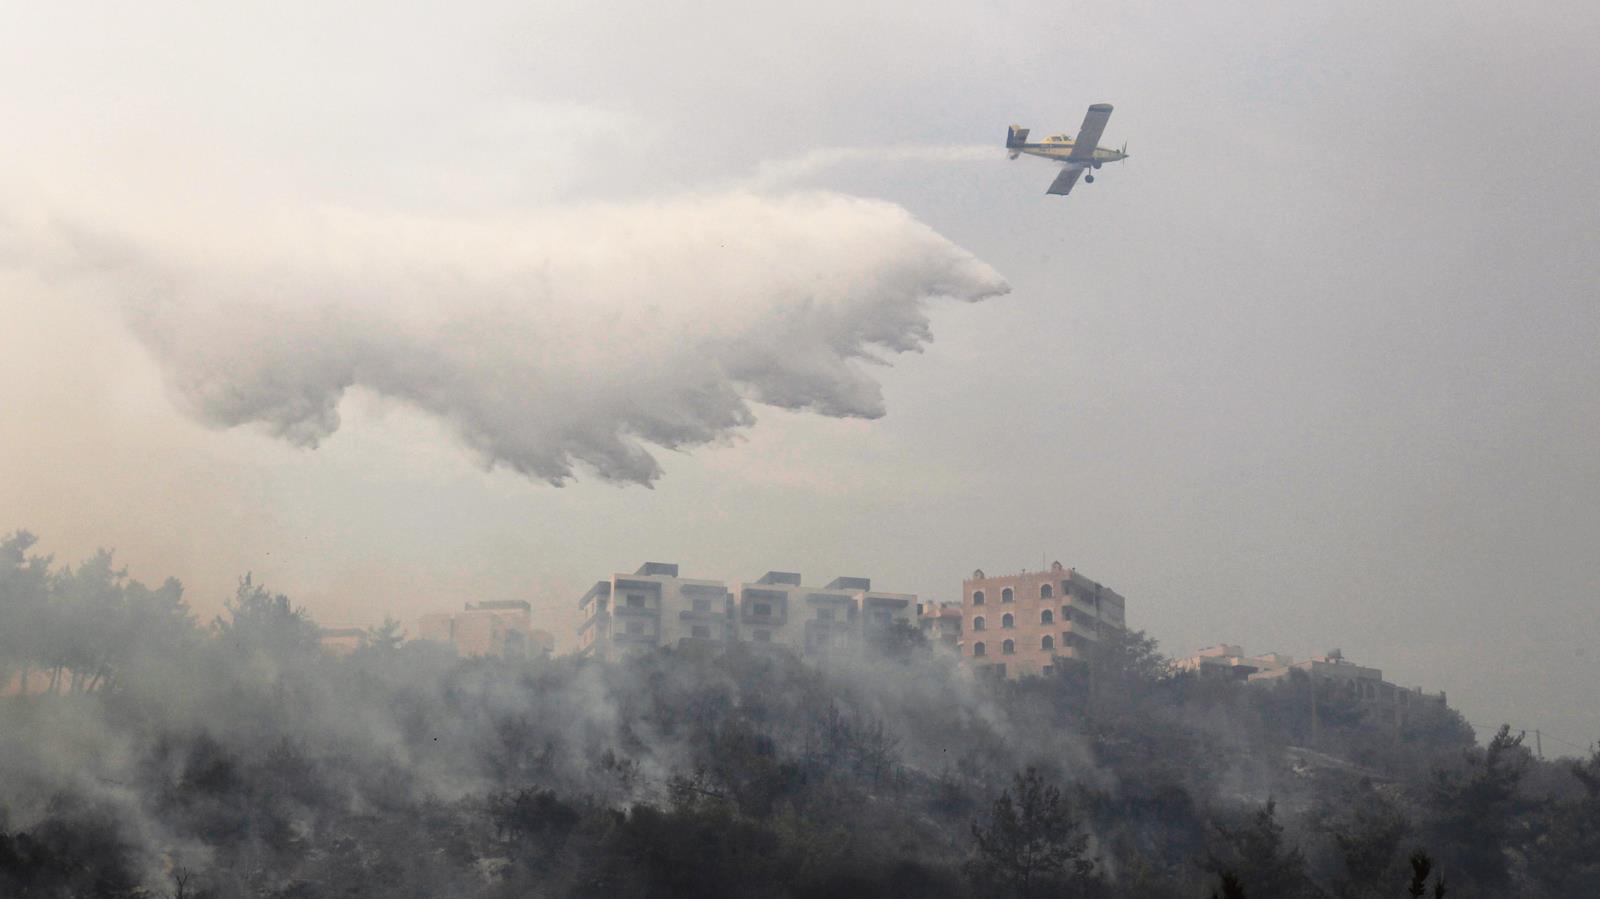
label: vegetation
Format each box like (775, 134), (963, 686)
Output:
(1, 530), (1596, 896)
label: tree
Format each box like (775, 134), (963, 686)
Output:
(365, 616), (407, 652)
(1082, 628), (1171, 694)
(1424, 725), (1539, 891)
(967, 767), (1095, 898)
(0, 530), (52, 691)
(1326, 791), (1410, 898)
(1206, 800), (1319, 899)
(1407, 849), (1434, 898)
(1209, 871), (1247, 899)
(213, 573), (320, 662)
(865, 620), (928, 661)
(1525, 747), (1600, 895)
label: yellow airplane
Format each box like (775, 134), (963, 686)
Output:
(1006, 103), (1128, 196)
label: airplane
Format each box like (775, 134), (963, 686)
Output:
(1006, 103), (1128, 196)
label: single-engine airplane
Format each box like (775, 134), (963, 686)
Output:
(1006, 103), (1127, 196)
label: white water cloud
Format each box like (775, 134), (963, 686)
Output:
(19, 190), (1005, 486)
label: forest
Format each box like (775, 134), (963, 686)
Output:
(2, 530), (1597, 898)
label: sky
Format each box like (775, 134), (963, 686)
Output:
(2, 0), (1597, 752)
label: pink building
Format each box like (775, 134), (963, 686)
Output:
(961, 561), (1127, 679)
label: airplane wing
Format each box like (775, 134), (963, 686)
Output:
(1068, 103), (1114, 161)
(1046, 166), (1083, 196)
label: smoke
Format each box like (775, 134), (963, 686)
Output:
(8, 188), (1006, 486)
(744, 144), (999, 190)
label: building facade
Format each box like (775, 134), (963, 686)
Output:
(1245, 648), (1447, 728)
(578, 562), (735, 660)
(917, 601), (963, 650)
(419, 600), (553, 658)
(1173, 644), (1295, 680)
(960, 561), (1127, 678)
(576, 563), (916, 661)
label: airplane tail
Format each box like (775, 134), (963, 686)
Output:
(1006, 125), (1030, 159)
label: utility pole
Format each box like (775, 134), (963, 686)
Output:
(1310, 674), (1320, 746)
(1535, 730), (1543, 760)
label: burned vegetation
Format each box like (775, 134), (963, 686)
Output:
(2, 531), (1598, 898)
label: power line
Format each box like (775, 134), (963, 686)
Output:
(1463, 721), (1595, 757)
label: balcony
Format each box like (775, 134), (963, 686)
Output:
(1066, 609), (1098, 629)
(614, 603), (660, 618)
(1062, 631), (1094, 650)
(678, 607), (725, 622)
(1063, 619), (1100, 638)
(739, 596), (788, 626)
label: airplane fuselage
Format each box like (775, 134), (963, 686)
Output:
(1013, 140), (1127, 166)
(1006, 106), (1123, 195)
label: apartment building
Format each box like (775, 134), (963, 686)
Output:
(1246, 648), (1447, 727)
(917, 601), (963, 650)
(961, 561), (1127, 678)
(576, 563), (917, 661)
(577, 562), (734, 660)
(732, 572), (916, 654)
(1174, 644), (1295, 680)
(419, 600), (554, 658)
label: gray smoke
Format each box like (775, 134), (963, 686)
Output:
(75, 190), (1007, 486)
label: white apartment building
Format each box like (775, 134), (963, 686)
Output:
(577, 563), (916, 661)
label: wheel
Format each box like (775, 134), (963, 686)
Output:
(1085, 174), (1095, 184)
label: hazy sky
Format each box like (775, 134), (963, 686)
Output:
(2, 1), (1597, 751)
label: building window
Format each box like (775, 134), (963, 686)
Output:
(973, 616), (986, 631)
(1042, 635), (1055, 651)
(1002, 639), (1015, 655)
(1001, 587), (1014, 603)
(817, 607), (835, 622)
(1042, 665), (1054, 676)
(627, 594), (646, 608)
(753, 629), (771, 643)
(626, 621), (644, 635)
(972, 590), (985, 605)
(973, 642), (986, 657)
(1040, 609), (1054, 625)
(1001, 613), (1014, 629)
(692, 625), (711, 639)
(692, 598), (710, 613)
(753, 602), (771, 617)
(1040, 583), (1053, 599)
(1061, 583), (1072, 598)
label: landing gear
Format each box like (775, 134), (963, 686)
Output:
(1092, 161), (1102, 169)
(1085, 174), (1095, 184)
